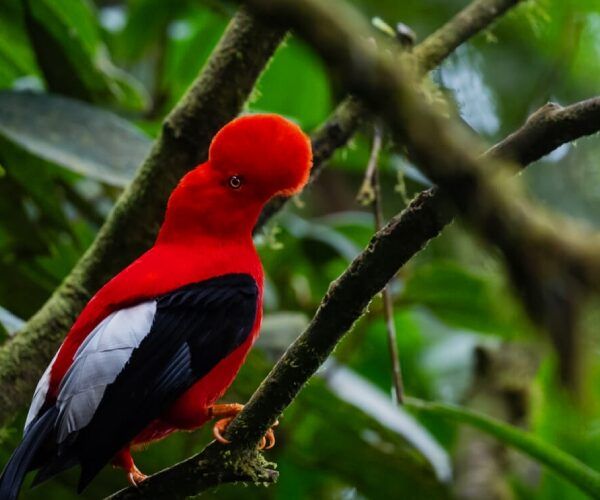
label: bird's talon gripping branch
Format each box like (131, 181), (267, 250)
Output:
(127, 465), (148, 488)
(261, 428), (275, 450)
(209, 402), (244, 444)
(213, 417), (234, 445)
(208, 404), (279, 449)
(260, 419), (279, 450)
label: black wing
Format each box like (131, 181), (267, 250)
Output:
(39, 273), (258, 492)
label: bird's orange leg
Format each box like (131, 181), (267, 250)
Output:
(207, 403), (279, 450)
(112, 448), (148, 487)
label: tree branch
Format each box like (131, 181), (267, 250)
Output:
(106, 445), (277, 500)
(487, 98), (600, 165)
(242, 0), (600, 391)
(413, 0), (524, 73)
(108, 95), (600, 498)
(256, 0), (524, 232)
(0, 7), (285, 427)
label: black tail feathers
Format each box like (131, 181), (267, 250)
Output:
(0, 407), (57, 500)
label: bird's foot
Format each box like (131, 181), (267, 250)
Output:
(127, 464), (148, 487)
(112, 449), (148, 488)
(208, 403), (279, 450)
(258, 422), (279, 450)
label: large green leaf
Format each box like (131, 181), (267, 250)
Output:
(0, 90), (151, 186)
(402, 261), (534, 338)
(115, 0), (191, 62)
(0, 0), (38, 88)
(22, 0), (147, 110)
(407, 397), (600, 498)
(250, 39), (332, 129)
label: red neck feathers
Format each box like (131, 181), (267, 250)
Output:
(157, 114), (313, 245)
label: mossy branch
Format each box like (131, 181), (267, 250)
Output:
(257, 0), (524, 232)
(243, 0), (600, 391)
(413, 0), (524, 72)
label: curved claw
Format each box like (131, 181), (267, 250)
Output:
(264, 428), (276, 450)
(209, 404), (279, 450)
(213, 417), (233, 445)
(257, 422), (278, 450)
(127, 465), (148, 487)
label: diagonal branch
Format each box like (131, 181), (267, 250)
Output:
(108, 95), (600, 498)
(242, 0), (600, 391)
(256, 0), (523, 231)
(413, 0), (524, 72)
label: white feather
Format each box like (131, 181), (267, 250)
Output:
(55, 301), (157, 442)
(24, 351), (58, 433)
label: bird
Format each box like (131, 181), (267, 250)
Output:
(0, 113), (312, 499)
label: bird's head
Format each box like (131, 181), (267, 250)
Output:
(158, 114), (312, 242)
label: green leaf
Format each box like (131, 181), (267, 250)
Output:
(116, 0), (190, 62)
(22, 0), (147, 110)
(0, 0), (38, 87)
(0, 90), (151, 186)
(402, 261), (532, 337)
(250, 39), (332, 129)
(407, 397), (600, 498)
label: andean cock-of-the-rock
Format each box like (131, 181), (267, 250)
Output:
(0, 114), (313, 499)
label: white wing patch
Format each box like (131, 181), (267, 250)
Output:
(24, 352), (58, 433)
(55, 301), (157, 443)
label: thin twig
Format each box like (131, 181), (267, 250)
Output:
(382, 277), (405, 404)
(358, 123), (405, 404)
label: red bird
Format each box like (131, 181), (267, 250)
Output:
(0, 114), (312, 499)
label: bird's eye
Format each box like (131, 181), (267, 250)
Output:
(228, 175), (243, 189)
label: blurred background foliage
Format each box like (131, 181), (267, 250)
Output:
(0, 0), (599, 498)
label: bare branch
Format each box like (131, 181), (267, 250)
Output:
(256, 0), (523, 232)
(357, 123), (406, 404)
(487, 98), (600, 165)
(413, 0), (524, 72)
